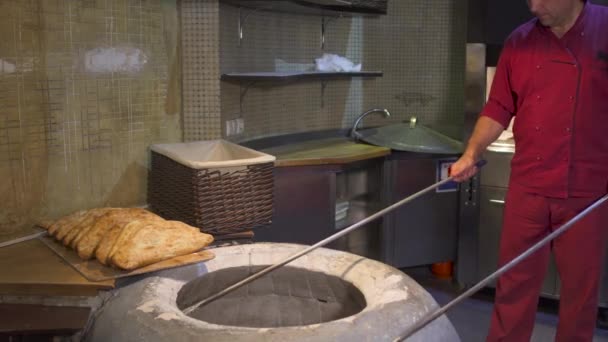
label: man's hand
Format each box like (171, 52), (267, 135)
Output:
(450, 155), (479, 182)
(450, 116), (506, 182)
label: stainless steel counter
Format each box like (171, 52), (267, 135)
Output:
(244, 130), (462, 267)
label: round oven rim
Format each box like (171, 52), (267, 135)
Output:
(87, 243), (461, 342)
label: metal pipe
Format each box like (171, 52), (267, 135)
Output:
(182, 160), (487, 315)
(393, 192), (608, 342)
(350, 108), (391, 139)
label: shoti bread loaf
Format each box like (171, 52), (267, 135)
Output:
(110, 220), (214, 270)
(75, 208), (162, 260)
(47, 210), (87, 235)
(61, 208), (113, 246)
(95, 219), (144, 266)
(48, 210), (88, 237)
(43, 207), (214, 271)
(70, 208), (121, 249)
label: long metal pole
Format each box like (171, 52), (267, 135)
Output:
(393, 192), (608, 342)
(182, 160), (487, 315)
(0, 231), (47, 248)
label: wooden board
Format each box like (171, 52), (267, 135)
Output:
(260, 138), (390, 167)
(0, 239), (114, 297)
(39, 236), (215, 282)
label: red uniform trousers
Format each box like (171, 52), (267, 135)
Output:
(486, 183), (608, 342)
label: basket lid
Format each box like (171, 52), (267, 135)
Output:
(150, 140), (275, 169)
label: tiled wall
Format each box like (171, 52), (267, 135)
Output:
(217, 1), (467, 141)
(2, 0), (467, 236)
(0, 0), (180, 235)
(181, 0), (221, 141)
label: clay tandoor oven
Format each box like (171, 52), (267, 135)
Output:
(87, 243), (460, 341)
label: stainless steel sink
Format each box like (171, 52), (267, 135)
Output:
(354, 122), (463, 154)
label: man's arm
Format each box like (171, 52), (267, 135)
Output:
(452, 34), (515, 182)
(450, 116), (505, 182)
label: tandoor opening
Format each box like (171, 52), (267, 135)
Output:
(176, 266), (367, 328)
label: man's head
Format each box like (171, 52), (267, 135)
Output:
(527, 0), (585, 28)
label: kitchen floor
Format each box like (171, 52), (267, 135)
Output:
(404, 267), (608, 342)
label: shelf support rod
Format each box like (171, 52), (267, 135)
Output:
(239, 81), (255, 114)
(321, 17), (337, 50)
(320, 80), (328, 108)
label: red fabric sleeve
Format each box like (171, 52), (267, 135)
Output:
(481, 40), (516, 129)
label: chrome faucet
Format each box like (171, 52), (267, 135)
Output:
(350, 108), (391, 139)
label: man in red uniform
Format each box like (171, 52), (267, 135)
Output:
(451, 0), (608, 340)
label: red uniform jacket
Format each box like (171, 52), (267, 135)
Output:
(482, 2), (608, 198)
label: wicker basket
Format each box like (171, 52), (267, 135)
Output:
(148, 140), (275, 236)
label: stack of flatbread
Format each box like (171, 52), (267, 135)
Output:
(43, 208), (214, 270)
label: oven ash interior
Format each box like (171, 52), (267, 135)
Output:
(176, 265), (367, 328)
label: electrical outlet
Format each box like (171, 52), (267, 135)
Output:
(235, 118), (244, 135)
(225, 119), (235, 136)
(226, 118), (244, 136)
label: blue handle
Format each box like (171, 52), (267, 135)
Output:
(475, 159), (487, 168)
(447, 159), (487, 178)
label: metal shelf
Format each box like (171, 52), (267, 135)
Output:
(221, 71), (383, 83)
(223, 71), (382, 112)
(220, 0), (387, 17)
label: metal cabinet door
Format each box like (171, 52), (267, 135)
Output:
(480, 151), (513, 188)
(478, 186), (558, 296)
(330, 162), (384, 261)
(477, 186), (504, 286)
(388, 157), (459, 268)
(254, 167), (334, 245)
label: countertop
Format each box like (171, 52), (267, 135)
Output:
(0, 238), (114, 297)
(259, 137), (391, 167)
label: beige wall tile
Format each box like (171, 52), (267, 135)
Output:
(216, 1), (466, 142)
(0, 0), (181, 233)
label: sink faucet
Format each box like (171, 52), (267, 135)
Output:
(350, 108), (391, 139)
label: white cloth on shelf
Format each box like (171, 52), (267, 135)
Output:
(315, 53), (361, 72)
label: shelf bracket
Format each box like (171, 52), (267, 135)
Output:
(320, 80), (329, 108)
(239, 81), (255, 114)
(238, 7), (262, 47)
(321, 17), (337, 50)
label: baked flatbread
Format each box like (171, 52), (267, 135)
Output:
(70, 208), (128, 249)
(94, 224), (122, 265)
(45, 207), (214, 271)
(95, 220), (146, 265)
(111, 220), (214, 270)
(62, 208), (112, 246)
(107, 220), (151, 263)
(75, 208), (162, 259)
(48, 210), (88, 237)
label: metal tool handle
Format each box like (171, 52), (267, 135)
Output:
(0, 231), (47, 248)
(182, 159), (487, 315)
(393, 192), (608, 341)
(473, 159), (487, 169)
